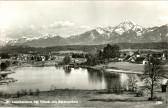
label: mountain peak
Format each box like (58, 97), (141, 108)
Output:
(95, 27), (106, 34)
(120, 20), (136, 25)
(118, 20), (136, 29)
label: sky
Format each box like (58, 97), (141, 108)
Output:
(1, 1), (168, 41)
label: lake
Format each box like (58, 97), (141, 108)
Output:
(0, 66), (142, 93)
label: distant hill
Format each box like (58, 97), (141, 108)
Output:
(1, 42), (168, 54)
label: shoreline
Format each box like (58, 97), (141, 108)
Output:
(83, 63), (144, 75)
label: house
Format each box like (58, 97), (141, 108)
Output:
(143, 58), (149, 65)
(162, 53), (166, 60)
(128, 56), (136, 63)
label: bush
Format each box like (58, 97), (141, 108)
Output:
(148, 96), (163, 101)
(35, 89), (40, 96)
(136, 90), (143, 97)
(16, 91), (21, 98)
(0, 61), (10, 71)
(21, 89), (27, 96)
(0, 53), (10, 59)
(12, 61), (19, 66)
(29, 89), (33, 96)
(3, 93), (11, 98)
(0, 92), (4, 97)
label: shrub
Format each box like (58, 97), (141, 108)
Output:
(16, 91), (21, 98)
(148, 96), (163, 101)
(12, 61), (19, 66)
(21, 89), (27, 96)
(29, 89), (33, 96)
(3, 93), (11, 98)
(0, 92), (4, 97)
(0, 53), (10, 59)
(0, 62), (10, 71)
(35, 89), (40, 96)
(136, 90), (143, 97)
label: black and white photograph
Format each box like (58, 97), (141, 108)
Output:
(0, 0), (168, 107)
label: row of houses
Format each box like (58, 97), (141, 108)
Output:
(10, 53), (65, 62)
(8, 50), (87, 64)
(120, 50), (167, 64)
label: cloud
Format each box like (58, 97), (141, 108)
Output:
(79, 25), (91, 29)
(159, 16), (168, 21)
(158, 16), (168, 25)
(49, 21), (75, 29)
(30, 24), (36, 29)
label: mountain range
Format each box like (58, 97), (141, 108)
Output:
(5, 21), (168, 47)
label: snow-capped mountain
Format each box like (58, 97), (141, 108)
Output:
(114, 21), (145, 36)
(5, 21), (168, 47)
(95, 21), (145, 36)
(66, 20), (148, 44)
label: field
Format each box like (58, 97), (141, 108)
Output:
(107, 62), (144, 72)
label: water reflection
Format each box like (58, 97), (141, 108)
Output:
(104, 73), (123, 92)
(87, 68), (104, 84)
(63, 67), (71, 75)
(87, 68), (144, 93)
(87, 68), (132, 92)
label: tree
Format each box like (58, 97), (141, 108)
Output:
(45, 55), (50, 61)
(0, 61), (10, 71)
(97, 50), (104, 60)
(143, 55), (165, 100)
(85, 54), (99, 66)
(63, 56), (71, 65)
(0, 53), (10, 59)
(103, 44), (120, 60)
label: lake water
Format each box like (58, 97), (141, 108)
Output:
(0, 66), (142, 93)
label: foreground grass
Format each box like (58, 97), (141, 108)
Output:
(0, 89), (167, 108)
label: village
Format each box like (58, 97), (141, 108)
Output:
(1, 48), (167, 66)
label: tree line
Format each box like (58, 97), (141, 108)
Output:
(85, 44), (120, 66)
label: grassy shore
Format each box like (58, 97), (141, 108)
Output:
(0, 89), (167, 108)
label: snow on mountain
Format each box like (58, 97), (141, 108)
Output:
(4, 20), (168, 47)
(95, 27), (112, 38)
(92, 21), (145, 36)
(113, 21), (145, 36)
(90, 32), (96, 40)
(95, 27), (106, 34)
(116, 21), (135, 31)
(104, 26), (114, 32)
(114, 27), (125, 35)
